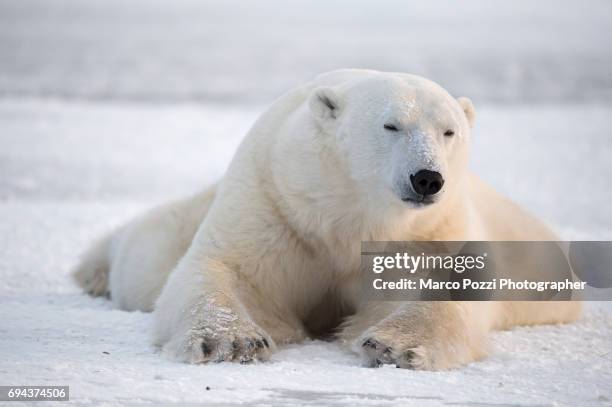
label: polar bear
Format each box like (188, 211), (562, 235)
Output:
(74, 69), (581, 369)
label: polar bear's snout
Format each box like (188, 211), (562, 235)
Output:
(410, 170), (444, 197)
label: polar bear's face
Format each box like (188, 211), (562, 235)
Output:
(309, 74), (475, 210)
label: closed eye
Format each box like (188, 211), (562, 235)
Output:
(444, 129), (455, 137)
(384, 123), (399, 132)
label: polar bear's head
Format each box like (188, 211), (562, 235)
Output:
(308, 72), (475, 211)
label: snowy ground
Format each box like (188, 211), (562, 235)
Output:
(1, 0), (612, 405)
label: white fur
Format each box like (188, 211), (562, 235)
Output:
(73, 69), (581, 369)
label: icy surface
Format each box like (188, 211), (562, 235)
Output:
(0, 101), (611, 406)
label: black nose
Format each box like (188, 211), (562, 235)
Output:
(410, 170), (444, 196)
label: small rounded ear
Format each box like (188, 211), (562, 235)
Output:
(457, 97), (476, 128)
(309, 87), (340, 122)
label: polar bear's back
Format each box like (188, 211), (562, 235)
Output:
(467, 174), (558, 241)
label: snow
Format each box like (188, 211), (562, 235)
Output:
(1, 0), (612, 405)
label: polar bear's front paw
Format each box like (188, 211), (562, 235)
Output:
(360, 337), (426, 369)
(356, 326), (483, 371)
(187, 325), (274, 364)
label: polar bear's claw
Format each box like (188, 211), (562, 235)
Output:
(190, 331), (273, 364)
(359, 337), (424, 369)
(361, 337), (396, 367)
